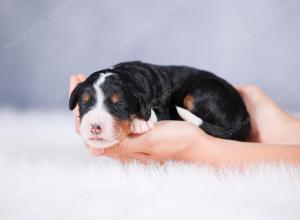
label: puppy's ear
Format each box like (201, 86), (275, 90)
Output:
(69, 82), (84, 110)
(136, 95), (151, 121)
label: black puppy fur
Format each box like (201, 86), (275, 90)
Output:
(70, 61), (251, 141)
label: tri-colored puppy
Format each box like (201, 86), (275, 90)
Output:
(69, 61), (251, 149)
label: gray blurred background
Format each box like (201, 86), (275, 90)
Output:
(1, 0), (299, 114)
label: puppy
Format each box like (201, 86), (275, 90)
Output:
(69, 61), (251, 149)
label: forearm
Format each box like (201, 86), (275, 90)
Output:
(189, 136), (300, 168)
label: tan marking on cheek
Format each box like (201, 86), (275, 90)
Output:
(114, 119), (131, 141)
(183, 94), (194, 111)
(111, 94), (120, 103)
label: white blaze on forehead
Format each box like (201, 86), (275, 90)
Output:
(94, 72), (114, 106)
(95, 72), (114, 87)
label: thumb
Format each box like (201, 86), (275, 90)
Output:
(88, 145), (104, 156)
(102, 134), (147, 156)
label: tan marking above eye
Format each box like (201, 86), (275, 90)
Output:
(183, 94), (194, 111)
(82, 93), (91, 102)
(111, 94), (120, 103)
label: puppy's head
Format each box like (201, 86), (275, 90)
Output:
(69, 70), (151, 148)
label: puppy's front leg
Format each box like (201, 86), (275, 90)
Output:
(130, 109), (157, 134)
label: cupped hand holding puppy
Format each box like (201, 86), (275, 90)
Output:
(69, 74), (209, 162)
(69, 74), (210, 162)
(70, 75), (300, 166)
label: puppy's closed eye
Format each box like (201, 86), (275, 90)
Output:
(82, 93), (91, 103)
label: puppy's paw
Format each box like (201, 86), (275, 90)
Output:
(130, 118), (154, 134)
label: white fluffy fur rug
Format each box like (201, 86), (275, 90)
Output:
(1, 110), (300, 220)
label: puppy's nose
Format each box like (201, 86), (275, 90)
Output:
(90, 123), (102, 135)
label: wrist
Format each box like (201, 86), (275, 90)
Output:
(182, 131), (219, 165)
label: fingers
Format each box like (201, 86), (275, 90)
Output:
(88, 143), (150, 164)
(235, 84), (250, 92)
(120, 133), (155, 154)
(103, 134), (153, 156)
(235, 85), (257, 102)
(69, 74), (86, 94)
(235, 85), (279, 108)
(87, 122), (158, 159)
(104, 147), (151, 164)
(235, 85), (269, 101)
(69, 74), (86, 134)
(74, 112), (81, 134)
(119, 122), (171, 154)
(77, 74), (86, 81)
(88, 146), (104, 156)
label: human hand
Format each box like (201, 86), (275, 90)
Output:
(110, 85), (300, 163)
(236, 85), (300, 144)
(112, 86), (300, 165)
(70, 74), (300, 163)
(69, 74), (211, 162)
(69, 74), (86, 135)
(102, 120), (211, 163)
